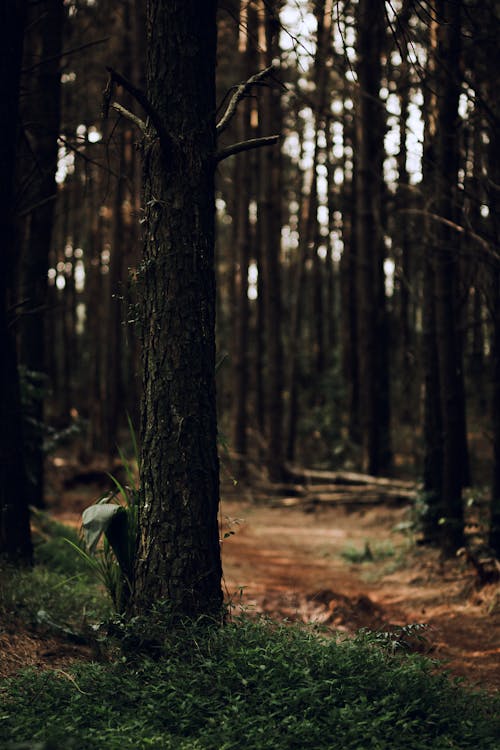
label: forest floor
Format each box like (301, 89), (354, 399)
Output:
(1, 456), (499, 692)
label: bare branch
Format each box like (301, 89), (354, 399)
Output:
(104, 67), (167, 146)
(399, 208), (500, 266)
(111, 102), (146, 133)
(22, 37), (110, 74)
(215, 135), (280, 164)
(18, 193), (56, 219)
(57, 135), (121, 179)
(216, 65), (276, 136)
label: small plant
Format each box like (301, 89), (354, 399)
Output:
(358, 622), (430, 654)
(341, 540), (395, 564)
(66, 417), (139, 613)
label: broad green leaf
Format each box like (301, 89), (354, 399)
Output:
(82, 503), (124, 554)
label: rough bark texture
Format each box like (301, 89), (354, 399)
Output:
(0, 0), (33, 564)
(132, 0), (222, 617)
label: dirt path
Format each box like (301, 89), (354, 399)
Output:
(5, 469), (497, 691)
(219, 498), (500, 692)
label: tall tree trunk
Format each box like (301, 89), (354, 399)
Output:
(487, 41), (500, 554)
(0, 0), (33, 564)
(394, 4), (416, 425)
(420, 12), (443, 543)
(355, 0), (392, 475)
(286, 155), (318, 462)
(432, 0), (465, 552)
(259, 0), (284, 481)
(19, 0), (64, 507)
(231, 1), (254, 473)
(103, 134), (126, 455)
(286, 0), (332, 461)
(339, 71), (360, 447)
(132, 0), (222, 617)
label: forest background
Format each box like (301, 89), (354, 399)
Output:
(1, 3), (500, 746)
(1, 0), (500, 567)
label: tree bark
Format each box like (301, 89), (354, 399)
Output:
(259, 0), (285, 481)
(486, 31), (500, 554)
(19, 0), (64, 507)
(432, 0), (465, 552)
(0, 0), (33, 564)
(420, 11), (443, 544)
(355, 0), (392, 475)
(231, 2), (254, 474)
(132, 0), (222, 618)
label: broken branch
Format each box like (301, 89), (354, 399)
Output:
(215, 135), (280, 164)
(111, 102), (146, 133)
(216, 65), (276, 135)
(104, 67), (167, 145)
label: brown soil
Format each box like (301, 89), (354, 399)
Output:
(219, 497), (500, 692)
(1, 467), (499, 692)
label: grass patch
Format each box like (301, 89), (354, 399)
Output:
(340, 540), (396, 564)
(1, 517), (498, 749)
(0, 617), (499, 750)
(0, 512), (111, 632)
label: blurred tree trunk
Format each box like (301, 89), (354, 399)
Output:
(0, 0), (33, 564)
(132, 0), (222, 617)
(490, 261), (500, 554)
(259, 0), (284, 480)
(286, 0), (332, 462)
(355, 0), (392, 475)
(103, 132), (126, 455)
(421, 12), (442, 543)
(339, 59), (360, 448)
(432, 0), (465, 552)
(254, 189), (266, 436)
(486, 22), (500, 554)
(231, 1), (255, 474)
(310, 0), (333, 380)
(286, 143), (318, 462)
(394, 0), (416, 425)
(19, 0), (64, 507)
(324, 115), (338, 362)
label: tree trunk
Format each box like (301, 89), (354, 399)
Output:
(132, 0), (222, 618)
(231, 2), (254, 473)
(19, 0), (64, 507)
(259, 0), (284, 481)
(103, 133), (126, 455)
(339, 74), (360, 447)
(355, 0), (392, 475)
(0, 0), (33, 564)
(420, 11), (443, 544)
(487, 46), (500, 554)
(432, 0), (465, 552)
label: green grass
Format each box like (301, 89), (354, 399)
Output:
(0, 617), (499, 750)
(340, 540), (396, 564)
(0, 511), (111, 630)
(1, 517), (499, 750)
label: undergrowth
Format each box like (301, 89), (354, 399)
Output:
(1, 516), (499, 749)
(0, 511), (110, 630)
(340, 540), (396, 564)
(1, 614), (499, 749)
